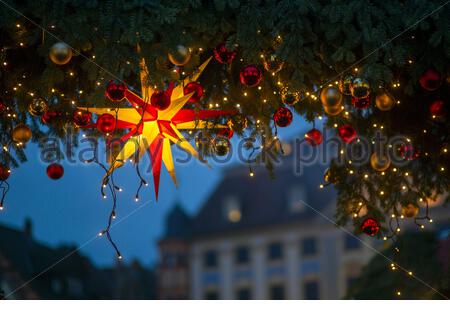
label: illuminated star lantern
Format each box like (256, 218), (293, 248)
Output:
(80, 57), (230, 199)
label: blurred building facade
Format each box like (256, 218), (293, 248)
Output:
(158, 157), (376, 299)
(0, 219), (156, 299)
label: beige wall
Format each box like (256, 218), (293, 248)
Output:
(189, 221), (376, 299)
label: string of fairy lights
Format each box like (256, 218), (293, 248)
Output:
(0, 6), (448, 299)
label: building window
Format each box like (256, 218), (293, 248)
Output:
(204, 290), (219, 300)
(288, 186), (306, 213)
(203, 250), (218, 268)
(303, 280), (320, 299)
(223, 196), (242, 223)
(66, 277), (84, 297)
(165, 253), (177, 269)
(269, 284), (285, 300)
(235, 246), (250, 265)
(267, 242), (283, 261)
(344, 234), (361, 251)
(177, 253), (188, 267)
(301, 237), (317, 256)
(51, 278), (62, 294)
(236, 287), (252, 300)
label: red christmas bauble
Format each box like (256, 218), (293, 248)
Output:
(399, 143), (419, 160)
(41, 111), (61, 124)
(183, 82), (204, 103)
(0, 164), (10, 181)
(352, 96), (371, 109)
(361, 218), (380, 236)
(273, 107), (293, 127)
(338, 124), (357, 143)
(213, 43), (236, 64)
(73, 110), (92, 127)
(239, 64), (262, 87)
(305, 128), (323, 146)
(106, 80), (127, 102)
(151, 91), (171, 110)
(46, 163), (64, 180)
(419, 69), (441, 91)
(217, 128), (234, 139)
(429, 100), (447, 120)
(97, 113), (117, 134)
(0, 98), (6, 113)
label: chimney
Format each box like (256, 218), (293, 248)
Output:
(24, 218), (33, 239)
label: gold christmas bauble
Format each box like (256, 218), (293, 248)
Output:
(263, 54), (284, 74)
(49, 42), (73, 65)
(320, 86), (343, 108)
(339, 74), (354, 95)
(28, 98), (48, 117)
(401, 204), (419, 218)
(375, 91), (395, 111)
(370, 153), (391, 172)
(281, 88), (300, 106)
(419, 192), (445, 209)
(168, 45), (191, 66)
(323, 104), (343, 116)
(350, 78), (370, 99)
(12, 123), (32, 144)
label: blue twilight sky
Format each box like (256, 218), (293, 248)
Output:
(0, 118), (305, 267)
